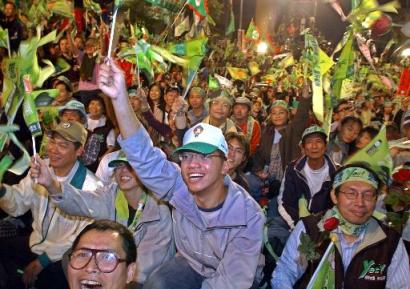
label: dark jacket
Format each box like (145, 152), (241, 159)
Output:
(277, 154), (337, 228)
(295, 215), (401, 289)
(252, 97), (311, 174)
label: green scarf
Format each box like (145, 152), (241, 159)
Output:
(115, 189), (147, 232)
(320, 207), (370, 237)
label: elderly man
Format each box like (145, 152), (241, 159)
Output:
(0, 121), (99, 289)
(271, 163), (410, 289)
(32, 152), (175, 287)
(97, 60), (265, 289)
(67, 220), (137, 289)
(278, 125), (337, 229)
(203, 91), (237, 135)
(231, 96), (261, 156)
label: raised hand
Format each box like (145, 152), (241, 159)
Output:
(30, 155), (53, 188)
(98, 58), (128, 102)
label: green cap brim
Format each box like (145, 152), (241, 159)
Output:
(108, 159), (128, 168)
(173, 142), (219, 155)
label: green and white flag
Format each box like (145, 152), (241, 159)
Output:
(306, 242), (336, 289)
(187, 0), (208, 18)
(345, 125), (393, 185)
(225, 3), (235, 36)
(175, 15), (190, 37)
(246, 19), (259, 40)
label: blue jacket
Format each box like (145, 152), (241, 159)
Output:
(277, 154), (337, 229)
(119, 127), (266, 289)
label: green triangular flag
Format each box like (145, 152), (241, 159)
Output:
(344, 126), (393, 185)
(225, 7), (235, 36)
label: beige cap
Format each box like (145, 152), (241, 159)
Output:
(49, 121), (88, 145)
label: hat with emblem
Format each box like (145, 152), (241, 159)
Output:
(49, 121), (88, 145)
(301, 125), (327, 144)
(174, 123), (228, 156)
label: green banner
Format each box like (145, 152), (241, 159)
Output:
(345, 126), (393, 185)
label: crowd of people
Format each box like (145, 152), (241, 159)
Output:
(0, 0), (410, 289)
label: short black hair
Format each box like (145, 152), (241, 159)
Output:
(71, 220), (136, 265)
(225, 131), (250, 160)
(340, 115), (363, 128)
(360, 126), (378, 139)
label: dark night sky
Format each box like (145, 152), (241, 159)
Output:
(232, 0), (408, 44)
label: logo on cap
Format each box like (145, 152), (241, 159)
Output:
(193, 125), (203, 138)
(62, 122), (71, 129)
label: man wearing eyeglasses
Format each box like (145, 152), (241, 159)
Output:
(31, 152), (174, 288)
(67, 220), (137, 289)
(0, 121), (99, 289)
(271, 163), (410, 289)
(97, 60), (265, 289)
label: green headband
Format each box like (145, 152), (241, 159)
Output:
(270, 100), (289, 111)
(333, 167), (379, 190)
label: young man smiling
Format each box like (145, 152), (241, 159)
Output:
(98, 60), (265, 289)
(0, 121), (98, 289)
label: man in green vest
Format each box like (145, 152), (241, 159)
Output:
(0, 121), (99, 289)
(271, 163), (410, 289)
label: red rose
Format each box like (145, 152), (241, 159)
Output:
(393, 169), (410, 183)
(259, 198), (269, 207)
(323, 217), (339, 232)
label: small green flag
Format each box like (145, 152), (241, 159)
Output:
(167, 38), (208, 57)
(306, 243), (336, 289)
(0, 154), (13, 183)
(248, 61), (260, 76)
(227, 67), (249, 80)
(187, 0), (208, 18)
(225, 7), (235, 36)
(0, 27), (9, 50)
(246, 19), (260, 40)
(208, 75), (220, 90)
(331, 32), (354, 101)
(345, 126), (393, 185)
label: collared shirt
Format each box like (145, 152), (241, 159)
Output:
(271, 220), (410, 289)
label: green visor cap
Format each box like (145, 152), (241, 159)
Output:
(108, 151), (129, 168)
(173, 142), (219, 155)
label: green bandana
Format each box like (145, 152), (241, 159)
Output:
(320, 207), (370, 237)
(333, 166), (379, 190)
(270, 100), (289, 111)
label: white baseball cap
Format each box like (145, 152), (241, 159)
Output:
(174, 123), (228, 156)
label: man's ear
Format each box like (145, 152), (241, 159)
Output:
(330, 189), (338, 205)
(222, 159), (230, 175)
(126, 262), (137, 284)
(299, 143), (305, 155)
(75, 145), (85, 158)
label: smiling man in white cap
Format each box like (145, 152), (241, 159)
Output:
(97, 60), (265, 289)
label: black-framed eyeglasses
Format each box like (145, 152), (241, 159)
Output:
(339, 190), (377, 202)
(69, 248), (127, 273)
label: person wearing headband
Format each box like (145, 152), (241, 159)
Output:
(271, 163), (410, 289)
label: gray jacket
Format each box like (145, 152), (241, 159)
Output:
(50, 183), (175, 283)
(119, 127), (266, 289)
